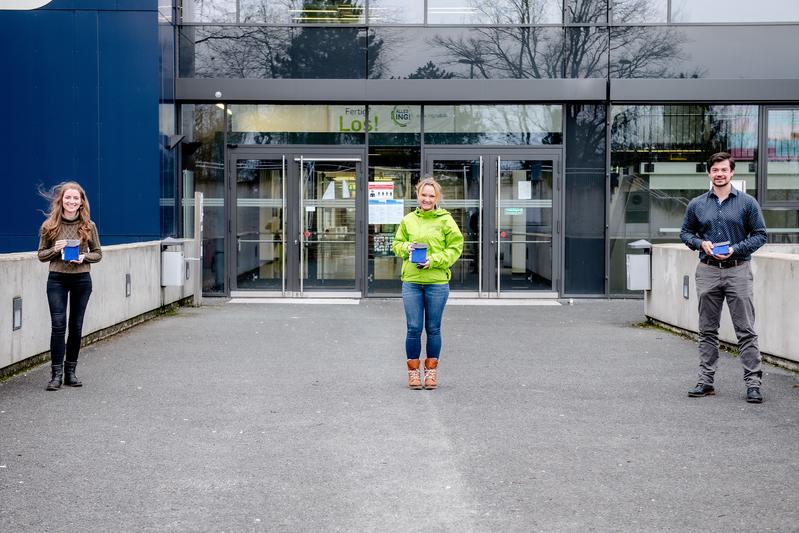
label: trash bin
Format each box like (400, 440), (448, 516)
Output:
(161, 237), (186, 287)
(626, 239), (651, 291)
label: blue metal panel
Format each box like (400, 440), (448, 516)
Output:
(96, 9), (160, 240)
(74, 11), (100, 211)
(116, 0), (158, 11)
(0, 10), (84, 251)
(0, 6), (161, 252)
(42, 1), (157, 11)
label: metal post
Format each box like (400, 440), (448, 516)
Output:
(478, 155), (483, 297)
(281, 155), (286, 296)
(192, 191), (203, 307)
(497, 156), (502, 297)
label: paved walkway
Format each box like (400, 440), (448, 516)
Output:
(1, 299), (797, 532)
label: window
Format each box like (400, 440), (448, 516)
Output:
(671, 0), (799, 23)
(765, 109), (799, 203)
(609, 104), (758, 294)
(228, 105), (368, 144)
(368, 0), (424, 23)
(428, 0), (562, 25)
(611, 0), (666, 23)
(611, 25), (799, 79)
(424, 105), (563, 145)
(184, 0), (367, 24)
(180, 104), (227, 294)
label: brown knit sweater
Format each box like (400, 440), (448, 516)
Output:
(37, 217), (102, 273)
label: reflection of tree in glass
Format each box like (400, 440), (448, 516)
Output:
(281, 0), (364, 23)
(189, 0), (237, 22)
(424, 0), (696, 79)
(191, 26), (290, 78)
(272, 1), (381, 79)
(275, 28), (383, 79)
(427, 105), (560, 145)
(407, 61), (456, 79)
(190, 1), (382, 79)
(608, 1), (702, 78)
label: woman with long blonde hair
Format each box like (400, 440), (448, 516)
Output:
(37, 182), (102, 390)
(392, 177), (463, 389)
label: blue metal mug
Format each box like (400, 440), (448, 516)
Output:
(410, 243), (428, 264)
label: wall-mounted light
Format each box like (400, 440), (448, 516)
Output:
(12, 297), (22, 330)
(683, 275), (690, 299)
(125, 274), (131, 297)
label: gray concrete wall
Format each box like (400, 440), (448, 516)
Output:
(644, 243), (799, 365)
(0, 241), (198, 371)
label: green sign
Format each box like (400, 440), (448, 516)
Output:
(504, 208), (524, 216)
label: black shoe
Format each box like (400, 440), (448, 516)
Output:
(46, 364), (63, 391)
(746, 387), (763, 403)
(63, 361), (83, 387)
(688, 383), (715, 397)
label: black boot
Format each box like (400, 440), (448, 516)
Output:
(63, 361), (83, 387)
(46, 364), (63, 391)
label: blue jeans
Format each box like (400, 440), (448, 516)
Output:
(402, 282), (449, 360)
(46, 272), (92, 366)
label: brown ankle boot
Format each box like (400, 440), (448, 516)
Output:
(424, 358), (438, 389)
(407, 359), (422, 390)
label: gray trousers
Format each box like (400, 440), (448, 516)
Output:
(695, 261), (762, 387)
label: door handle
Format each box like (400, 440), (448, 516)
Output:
(294, 239), (299, 245)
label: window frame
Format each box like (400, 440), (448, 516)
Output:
(760, 105), (799, 209)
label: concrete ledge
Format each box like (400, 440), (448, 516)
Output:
(0, 297), (191, 381)
(0, 241), (198, 372)
(644, 243), (799, 366)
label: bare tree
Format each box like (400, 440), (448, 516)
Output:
(426, 0), (695, 79)
(187, 1), (383, 79)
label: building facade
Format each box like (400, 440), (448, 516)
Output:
(0, 0), (171, 251)
(3, 1), (799, 299)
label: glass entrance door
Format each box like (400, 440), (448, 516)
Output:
(299, 158), (359, 292)
(428, 158), (483, 292)
(496, 157), (555, 293)
(229, 149), (364, 296)
(425, 150), (560, 296)
(232, 157), (286, 291)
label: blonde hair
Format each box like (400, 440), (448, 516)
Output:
(415, 176), (443, 206)
(39, 181), (93, 243)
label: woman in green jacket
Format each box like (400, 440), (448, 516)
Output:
(392, 177), (464, 389)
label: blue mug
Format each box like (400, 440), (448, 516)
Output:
(410, 243), (428, 264)
(62, 239), (80, 261)
(711, 241), (730, 256)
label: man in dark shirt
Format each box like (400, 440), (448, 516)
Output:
(680, 152), (768, 403)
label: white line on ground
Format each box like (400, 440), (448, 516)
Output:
(448, 299), (561, 306)
(227, 298), (360, 305)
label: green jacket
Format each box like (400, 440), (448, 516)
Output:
(392, 208), (464, 284)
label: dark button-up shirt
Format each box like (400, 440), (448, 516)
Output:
(680, 187), (767, 261)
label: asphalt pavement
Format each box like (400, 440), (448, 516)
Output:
(1, 298), (797, 532)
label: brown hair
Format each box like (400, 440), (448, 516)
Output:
(39, 181), (93, 243)
(707, 152), (736, 171)
(415, 176), (443, 206)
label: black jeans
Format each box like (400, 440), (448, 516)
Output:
(46, 272), (92, 366)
